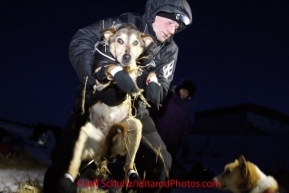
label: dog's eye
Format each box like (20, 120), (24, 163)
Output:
(117, 38), (123, 44)
(132, 40), (138, 46)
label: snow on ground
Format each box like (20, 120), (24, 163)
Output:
(0, 169), (45, 192)
(1, 125), (289, 192)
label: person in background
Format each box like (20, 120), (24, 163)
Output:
(43, 0), (193, 193)
(150, 78), (196, 193)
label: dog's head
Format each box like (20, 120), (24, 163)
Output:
(102, 23), (154, 68)
(213, 155), (261, 193)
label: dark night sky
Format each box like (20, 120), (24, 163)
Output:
(1, 0), (288, 128)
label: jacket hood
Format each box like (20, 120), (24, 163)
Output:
(142, 0), (192, 35)
(175, 79), (196, 101)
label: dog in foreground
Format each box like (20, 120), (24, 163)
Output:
(66, 24), (155, 183)
(213, 155), (279, 193)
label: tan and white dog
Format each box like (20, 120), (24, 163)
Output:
(213, 155), (279, 193)
(66, 24), (155, 182)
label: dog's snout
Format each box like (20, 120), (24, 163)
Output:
(123, 54), (131, 63)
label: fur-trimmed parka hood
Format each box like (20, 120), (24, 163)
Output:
(175, 79), (196, 100)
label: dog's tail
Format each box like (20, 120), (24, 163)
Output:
(105, 123), (128, 158)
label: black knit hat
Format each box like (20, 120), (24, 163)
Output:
(157, 12), (183, 25)
(175, 79), (196, 99)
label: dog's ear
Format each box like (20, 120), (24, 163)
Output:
(102, 27), (117, 41)
(141, 35), (155, 47)
(238, 155), (247, 177)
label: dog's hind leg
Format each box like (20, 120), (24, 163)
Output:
(122, 118), (142, 174)
(106, 118), (142, 174)
(67, 122), (95, 181)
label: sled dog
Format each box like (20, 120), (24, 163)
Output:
(213, 155), (279, 193)
(66, 23), (155, 182)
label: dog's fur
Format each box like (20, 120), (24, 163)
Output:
(67, 24), (155, 181)
(213, 155), (279, 193)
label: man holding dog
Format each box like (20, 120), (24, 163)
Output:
(43, 0), (192, 192)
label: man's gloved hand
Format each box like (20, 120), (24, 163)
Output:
(136, 43), (160, 89)
(59, 175), (77, 193)
(146, 82), (161, 106)
(90, 85), (127, 106)
(136, 71), (149, 89)
(114, 71), (138, 93)
(107, 65), (137, 93)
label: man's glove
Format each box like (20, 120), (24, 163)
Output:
(136, 43), (159, 89)
(108, 65), (137, 93)
(145, 82), (161, 106)
(136, 71), (149, 89)
(59, 176), (77, 193)
(90, 85), (127, 106)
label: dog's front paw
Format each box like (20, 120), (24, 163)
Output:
(125, 170), (141, 191)
(106, 64), (118, 75)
